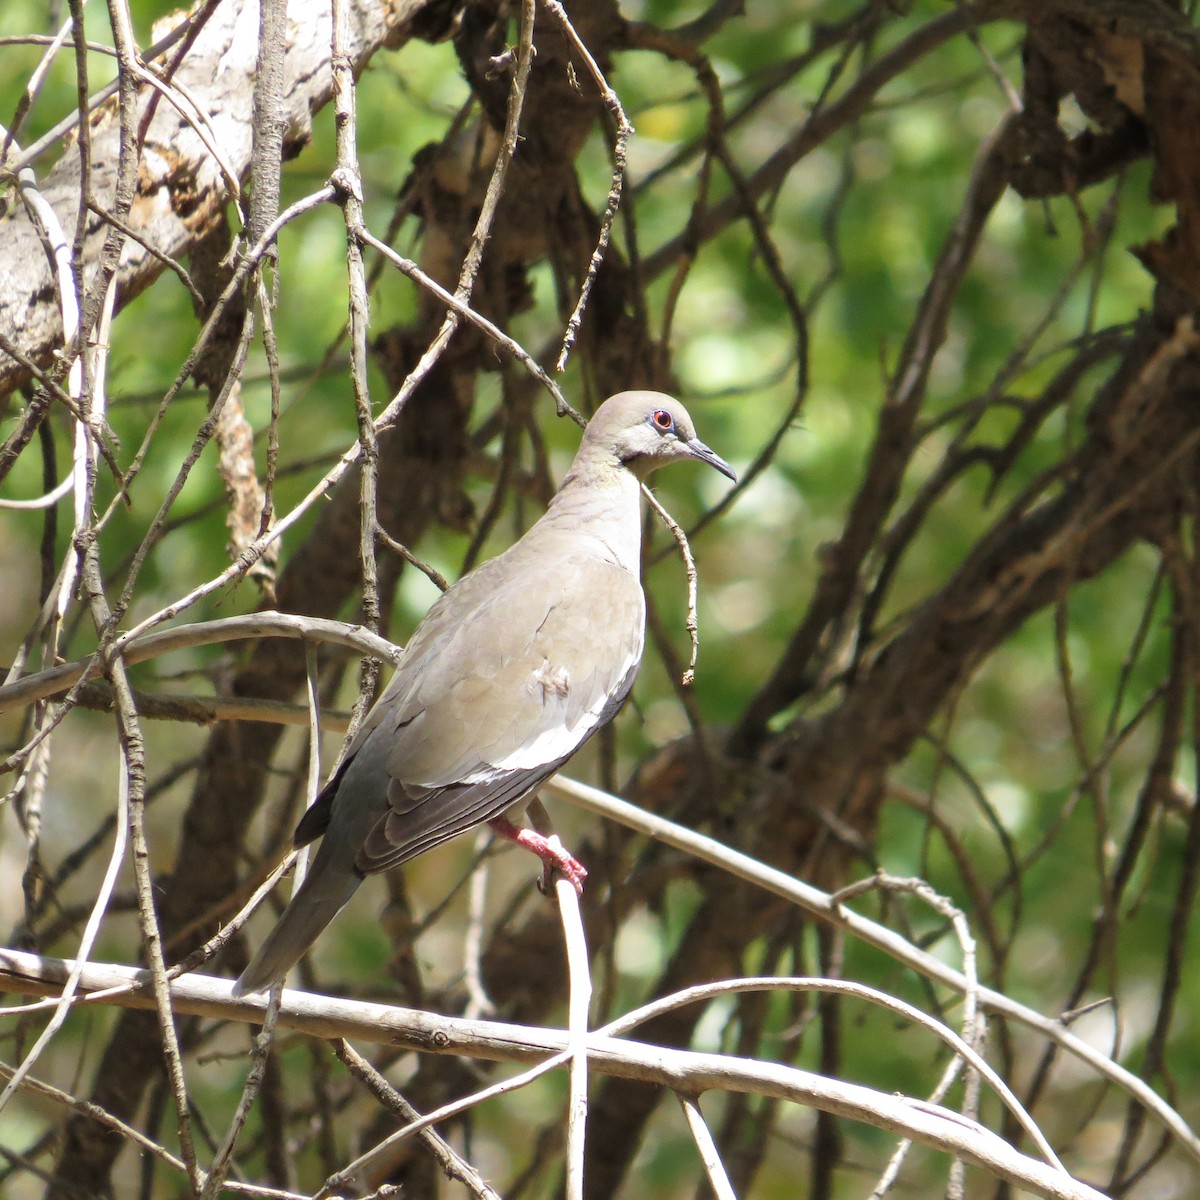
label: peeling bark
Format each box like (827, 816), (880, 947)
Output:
(0, 0), (421, 400)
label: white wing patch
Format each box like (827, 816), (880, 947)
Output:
(478, 633), (643, 776)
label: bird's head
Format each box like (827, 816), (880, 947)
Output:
(584, 390), (736, 482)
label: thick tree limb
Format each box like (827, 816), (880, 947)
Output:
(0, 0), (422, 400)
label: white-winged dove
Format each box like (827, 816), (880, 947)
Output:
(233, 391), (734, 995)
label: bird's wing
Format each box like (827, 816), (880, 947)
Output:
(291, 643), (421, 849)
(352, 546), (644, 875)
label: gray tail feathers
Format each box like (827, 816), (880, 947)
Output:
(232, 867), (361, 997)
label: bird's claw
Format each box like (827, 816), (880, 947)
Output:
(488, 816), (587, 896)
(538, 850), (588, 896)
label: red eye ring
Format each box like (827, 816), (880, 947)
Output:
(652, 409), (673, 432)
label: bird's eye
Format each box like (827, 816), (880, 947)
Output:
(651, 409), (674, 433)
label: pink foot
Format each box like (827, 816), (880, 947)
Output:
(488, 816), (588, 894)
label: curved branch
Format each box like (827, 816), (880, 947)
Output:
(0, 949), (1110, 1200)
(0, 612), (400, 714)
(545, 774), (1200, 1166)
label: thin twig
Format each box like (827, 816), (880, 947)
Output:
(79, 539), (203, 1193)
(330, 0), (380, 662)
(678, 1094), (737, 1200)
(330, 1040), (503, 1199)
(463, 828), (496, 1020)
(0, 1061), (307, 1199)
(0, 757), (131, 1116)
(641, 487), (702, 686)
(370, 0), (537, 429)
(358, 225), (578, 424)
(556, 871), (591, 1200)
(375, 522), (450, 592)
(200, 988), (284, 1200)
(836, 873), (982, 1194)
(537, 0), (633, 372)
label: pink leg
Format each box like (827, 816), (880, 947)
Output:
(488, 816), (588, 895)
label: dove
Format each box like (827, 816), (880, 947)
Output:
(233, 391), (734, 994)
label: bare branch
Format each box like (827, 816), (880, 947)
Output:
(0, 950), (1113, 1200)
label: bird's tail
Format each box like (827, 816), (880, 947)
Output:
(232, 865), (361, 997)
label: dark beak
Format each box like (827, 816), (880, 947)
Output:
(686, 437), (737, 482)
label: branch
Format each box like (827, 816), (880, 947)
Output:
(0, 949), (1111, 1200)
(0, 0), (426, 399)
(0, 612), (400, 715)
(543, 774), (1200, 1166)
(46, 680), (353, 732)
